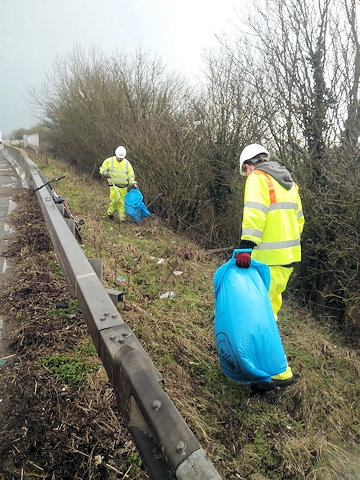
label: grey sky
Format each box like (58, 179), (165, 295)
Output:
(0, 0), (243, 136)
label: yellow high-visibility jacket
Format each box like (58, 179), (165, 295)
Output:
(99, 156), (136, 187)
(241, 164), (305, 266)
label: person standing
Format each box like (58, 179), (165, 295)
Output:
(99, 146), (138, 221)
(235, 143), (305, 389)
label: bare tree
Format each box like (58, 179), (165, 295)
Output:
(29, 46), (223, 239)
(256, 0), (360, 330)
(203, 0), (360, 330)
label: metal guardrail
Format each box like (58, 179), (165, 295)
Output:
(4, 145), (222, 480)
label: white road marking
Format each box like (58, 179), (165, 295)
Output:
(0, 315), (3, 343)
(9, 199), (17, 212)
(2, 257), (7, 273)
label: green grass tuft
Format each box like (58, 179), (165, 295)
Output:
(39, 353), (99, 386)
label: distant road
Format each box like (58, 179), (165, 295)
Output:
(0, 147), (20, 273)
(0, 147), (21, 357)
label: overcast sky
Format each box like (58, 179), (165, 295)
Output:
(0, 0), (247, 136)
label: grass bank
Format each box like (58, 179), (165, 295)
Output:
(1, 152), (360, 479)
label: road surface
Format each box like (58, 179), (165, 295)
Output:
(0, 146), (21, 359)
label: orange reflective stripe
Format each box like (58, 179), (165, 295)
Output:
(254, 170), (277, 204)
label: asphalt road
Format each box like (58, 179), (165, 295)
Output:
(0, 146), (21, 359)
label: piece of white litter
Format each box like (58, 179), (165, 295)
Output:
(173, 271), (183, 276)
(160, 291), (175, 299)
(156, 258), (165, 264)
(149, 256), (156, 260)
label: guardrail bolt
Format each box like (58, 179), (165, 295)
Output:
(176, 441), (186, 453)
(152, 400), (162, 411)
(100, 312), (111, 321)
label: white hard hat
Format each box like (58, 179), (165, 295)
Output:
(115, 146), (126, 158)
(239, 144), (269, 176)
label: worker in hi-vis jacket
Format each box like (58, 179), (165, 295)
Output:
(99, 145), (138, 221)
(236, 143), (305, 390)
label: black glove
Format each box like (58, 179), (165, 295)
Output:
(235, 252), (251, 268)
(129, 183), (139, 190)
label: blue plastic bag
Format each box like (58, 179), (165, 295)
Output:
(125, 189), (151, 223)
(213, 249), (288, 383)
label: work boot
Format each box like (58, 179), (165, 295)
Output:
(107, 214), (115, 221)
(250, 375), (294, 392)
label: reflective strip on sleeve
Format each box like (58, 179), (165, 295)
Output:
(244, 201), (269, 213)
(241, 227), (263, 238)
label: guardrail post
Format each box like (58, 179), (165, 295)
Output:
(88, 258), (103, 281)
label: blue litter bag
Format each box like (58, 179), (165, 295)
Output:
(213, 249), (288, 383)
(125, 189), (151, 223)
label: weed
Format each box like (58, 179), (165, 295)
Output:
(39, 353), (99, 386)
(48, 260), (64, 278)
(76, 338), (97, 356)
(45, 299), (81, 320)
